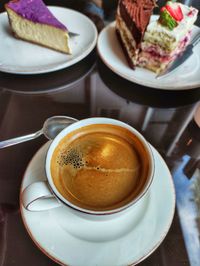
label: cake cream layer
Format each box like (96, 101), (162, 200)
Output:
(144, 4), (198, 52)
(138, 31), (191, 74)
(116, 12), (138, 67)
(142, 31), (191, 59)
(6, 7), (71, 54)
(138, 54), (168, 73)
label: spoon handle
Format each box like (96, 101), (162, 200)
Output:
(0, 130), (42, 149)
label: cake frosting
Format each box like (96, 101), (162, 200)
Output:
(116, 0), (198, 74)
(5, 0), (71, 54)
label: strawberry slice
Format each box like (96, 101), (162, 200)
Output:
(165, 3), (183, 21)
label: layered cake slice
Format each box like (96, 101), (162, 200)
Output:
(139, 1), (198, 73)
(5, 0), (71, 54)
(116, 0), (198, 74)
(116, 0), (156, 68)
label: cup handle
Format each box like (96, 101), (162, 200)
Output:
(22, 181), (61, 211)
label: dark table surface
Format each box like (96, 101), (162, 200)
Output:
(0, 0), (200, 266)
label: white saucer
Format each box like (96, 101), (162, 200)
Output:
(0, 7), (97, 74)
(97, 17), (200, 90)
(20, 142), (175, 266)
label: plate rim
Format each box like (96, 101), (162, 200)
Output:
(20, 141), (175, 266)
(0, 6), (98, 75)
(97, 19), (200, 91)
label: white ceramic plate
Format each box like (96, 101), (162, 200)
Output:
(97, 17), (200, 90)
(20, 142), (175, 266)
(0, 6), (97, 74)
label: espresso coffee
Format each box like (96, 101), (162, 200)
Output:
(51, 124), (150, 211)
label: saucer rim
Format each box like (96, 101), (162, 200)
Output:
(20, 142), (175, 266)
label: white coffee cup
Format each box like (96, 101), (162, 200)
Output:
(22, 117), (154, 220)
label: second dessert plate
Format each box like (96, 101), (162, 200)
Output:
(97, 17), (200, 91)
(0, 6), (97, 74)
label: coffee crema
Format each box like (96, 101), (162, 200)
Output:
(51, 124), (150, 211)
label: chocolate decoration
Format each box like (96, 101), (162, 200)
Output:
(119, 0), (156, 46)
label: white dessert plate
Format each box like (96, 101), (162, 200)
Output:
(0, 6), (98, 74)
(20, 141), (175, 266)
(97, 17), (200, 90)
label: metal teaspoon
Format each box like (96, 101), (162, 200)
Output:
(0, 116), (78, 149)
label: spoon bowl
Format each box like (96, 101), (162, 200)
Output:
(43, 116), (78, 140)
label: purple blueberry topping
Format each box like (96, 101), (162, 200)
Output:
(7, 0), (67, 30)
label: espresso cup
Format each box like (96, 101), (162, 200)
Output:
(22, 117), (154, 219)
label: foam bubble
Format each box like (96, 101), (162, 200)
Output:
(58, 148), (85, 169)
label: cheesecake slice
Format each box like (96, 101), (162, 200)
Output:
(5, 0), (71, 54)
